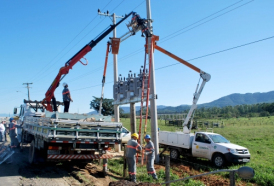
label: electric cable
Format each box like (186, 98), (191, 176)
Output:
(29, 0), (114, 83)
(117, 0), (254, 62)
(155, 35), (274, 70)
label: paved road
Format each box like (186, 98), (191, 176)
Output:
(0, 141), (21, 186)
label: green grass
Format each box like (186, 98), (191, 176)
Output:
(119, 116), (274, 185)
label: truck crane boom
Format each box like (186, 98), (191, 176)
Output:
(42, 12), (134, 112)
(153, 40), (211, 134)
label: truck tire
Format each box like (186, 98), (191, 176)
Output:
(29, 140), (37, 164)
(170, 149), (179, 159)
(212, 153), (225, 168)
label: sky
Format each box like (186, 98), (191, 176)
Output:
(0, 0), (273, 115)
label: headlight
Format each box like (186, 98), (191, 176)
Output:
(227, 148), (237, 154)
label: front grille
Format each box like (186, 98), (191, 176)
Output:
(236, 149), (248, 154)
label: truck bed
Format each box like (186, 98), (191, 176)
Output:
(23, 116), (122, 144)
(159, 131), (194, 149)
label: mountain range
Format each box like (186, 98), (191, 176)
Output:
(121, 91), (274, 113)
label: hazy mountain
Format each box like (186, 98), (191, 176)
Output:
(199, 91), (274, 108)
(157, 91), (274, 114)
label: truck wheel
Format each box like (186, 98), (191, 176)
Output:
(29, 140), (37, 164)
(170, 149), (179, 159)
(213, 153), (225, 167)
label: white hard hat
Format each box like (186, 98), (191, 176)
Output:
(63, 82), (68, 87)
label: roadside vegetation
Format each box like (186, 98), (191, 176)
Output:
(118, 116), (274, 185)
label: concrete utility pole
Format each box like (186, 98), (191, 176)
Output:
(23, 83), (33, 100)
(98, 10), (124, 123)
(146, 0), (160, 163)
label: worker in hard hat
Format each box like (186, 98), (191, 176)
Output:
(126, 133), (142, 183)
(62, 83), (73, 113)
(144, 134), (157, 179)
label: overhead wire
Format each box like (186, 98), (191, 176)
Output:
(30, 0), (115, 84)
(116, 0), (255, 63)
(33, 0), (127, 84)
(3, 0), (258, 104)
(68, 35), (274, 93)
(155, 35), (274, 70)
(64, 0), (146, 83)
(57, 0), (253, 86)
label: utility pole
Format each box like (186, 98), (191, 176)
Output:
(146, 0), (160, 163)
(98, 10), (124, 123)
(23, 83), (33, 100)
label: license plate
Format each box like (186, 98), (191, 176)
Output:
(243, 158), (249, 162)
(47, 150), (60, 155)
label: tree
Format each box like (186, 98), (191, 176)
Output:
(90, 96), (114, 116)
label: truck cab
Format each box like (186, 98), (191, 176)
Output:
(192, 132), (251, 167)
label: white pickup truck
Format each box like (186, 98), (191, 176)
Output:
(159, 131), (251, 167)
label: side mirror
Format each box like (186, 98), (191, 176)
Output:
(14, 108), (17, 114)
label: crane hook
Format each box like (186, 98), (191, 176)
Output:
(79, 57), (88, 66)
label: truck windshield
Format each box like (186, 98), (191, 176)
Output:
(208, 134), (229, 143)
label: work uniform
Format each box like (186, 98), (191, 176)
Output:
(62, 87), (71, 112)
(0, 123), (5, 142)
(4, 121), (8, 141)
(145, 140), (157, 179)
(126, 138), (142, 182)
(9, 122), (18, 148)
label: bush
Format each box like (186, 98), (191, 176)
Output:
(259, 111), (270, 117)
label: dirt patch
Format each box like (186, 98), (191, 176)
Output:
(109, 180), (160, 186)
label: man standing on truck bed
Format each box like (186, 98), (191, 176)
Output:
(62, 83), (73, 113)
(144, 134), (157, 180)
(126, 133), (142, 183)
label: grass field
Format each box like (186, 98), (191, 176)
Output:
(116, 116), (274, 185)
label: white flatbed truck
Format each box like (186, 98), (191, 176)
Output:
(15, 100), (123, 164)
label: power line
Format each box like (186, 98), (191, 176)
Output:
(116, 0), (254, 63)
(160, 0), (254, 43)
(155, 35), (274, 70)
(68, 34), (274, 92)
(59, 1), (146, 84)
(52, 0), (254, 86)
(29, 0), (114, 83)
(33, 0), (128, 85)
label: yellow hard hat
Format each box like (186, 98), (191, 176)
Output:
(131, 133), (139, 139)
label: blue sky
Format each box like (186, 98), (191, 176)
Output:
(0, 0), (273, 114)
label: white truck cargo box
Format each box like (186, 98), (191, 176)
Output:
(159, 131), (194, 149)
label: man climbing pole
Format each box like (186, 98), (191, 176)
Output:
(62, 83), (73, 113)
(126, 133), (142, 183)
(144, 134), (157, 179)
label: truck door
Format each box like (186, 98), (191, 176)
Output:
(192, 133), (211, 159)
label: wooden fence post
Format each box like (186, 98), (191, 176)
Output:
(229, 171), (235, 186)
(165, 155), (170, 186)
(123, 145), (127, 178)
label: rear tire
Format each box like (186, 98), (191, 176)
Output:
(29, 140), (37, 164)
(170, 149), (179, 159)
(212, 153), (225, 168)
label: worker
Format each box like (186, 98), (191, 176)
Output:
(0, 121), (5, 142)
(3, 120), (8, 141)
(126, 133), (142, 183)
(144, 134), (157, 179)
(62, 82), (73, 113)
(9, 118), (18, 149)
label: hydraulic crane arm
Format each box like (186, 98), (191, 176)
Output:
(42, 11), (134, 112)
(154, 42), (211, 134)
